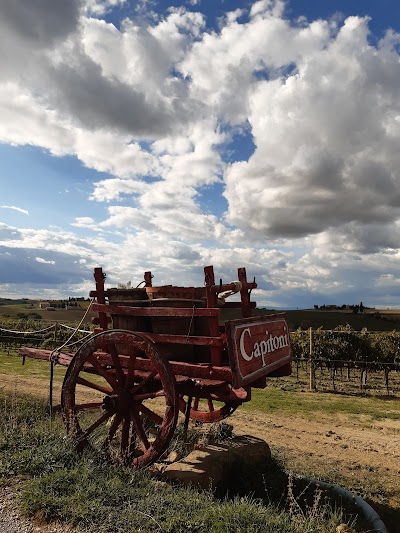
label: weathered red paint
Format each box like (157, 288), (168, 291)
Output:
(178, 396), (242, 423)
(19, 264), (293, 463)
(62, 330), (178, 468)
(92, 303), (221, 317)
(19, 346), (234, 381)
(226, 314), (292, 388)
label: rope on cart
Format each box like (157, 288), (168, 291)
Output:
(48, 299), (94, 420)
(59, 323), (91, 333)
(49, 298), (94, 363)
(60, 331), (93, 349)
(217, 281), (242, 306)
(185, 305), (196, 344)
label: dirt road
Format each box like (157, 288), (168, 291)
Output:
(230, 407), (400, 531)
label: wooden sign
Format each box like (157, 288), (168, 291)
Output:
(226, 314), (292, 387)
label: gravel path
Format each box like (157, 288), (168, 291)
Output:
(0, 483), (78, 533)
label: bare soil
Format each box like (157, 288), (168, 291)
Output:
(229, 407), (400, 532)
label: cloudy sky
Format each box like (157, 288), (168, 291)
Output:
(1, 0), (400, 309)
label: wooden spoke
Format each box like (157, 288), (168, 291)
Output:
(131, 408), (150, 452)
(74, 402), (103, 411)
(130, 370), (158, 395)
(76, 376), (112, 395)
(103, 414), (122, 449)
(193, 397), (200, 410)
(207, 398), (214, 412)
(133, 390), (166, 401)
(62, 330), (178, 468)
(108, 343), (125, 386)
(138, 403), (163, 425)
(87, 354), (119, 390)
(79, 410), (114, 442)
(120, 417), (130, 457)
(125, 354), (137, 389)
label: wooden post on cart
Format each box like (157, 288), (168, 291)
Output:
(92, 267), (108, 332)
(204, 265), (222, 366)
(144, 271), (152, 287)
(238, 267), (252, 318)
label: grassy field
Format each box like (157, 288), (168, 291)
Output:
(0, 389), (361, 533)
(1, 349), (399, 531)
(0, 301), (95, 323)
(246, 385), (400, 420)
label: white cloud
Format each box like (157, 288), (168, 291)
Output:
(71, 217), (96, 228)
(35, 257), (56, 265)
(223, 16), (400, 243)
(250, 0), (285, 19)
(0, 205), (29, 216)
(84, 0), (127, 16)
(1, 2), (400, 307)
(179, 5), (331, 124)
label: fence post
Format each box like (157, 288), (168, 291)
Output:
(385, 368), (390, 395)
(309, 327), (316, 391)
(49, 322), (58, 420)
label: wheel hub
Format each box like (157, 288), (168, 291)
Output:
(102, 391), (134, 415)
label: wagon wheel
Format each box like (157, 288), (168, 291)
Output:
(178, 395), (241, 423)
(61, 330), (178, 467)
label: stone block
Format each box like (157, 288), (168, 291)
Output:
(163, 435), (271, 489)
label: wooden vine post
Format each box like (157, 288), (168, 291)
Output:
(384, 368), (390, 394)
(49, 321), (58, 420)
(309, 327), (316, 391)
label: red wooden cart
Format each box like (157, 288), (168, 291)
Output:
(19, 265), (292, 467)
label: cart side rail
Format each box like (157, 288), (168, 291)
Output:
(18, 346), (233, 382)
(92, 303), (220, 317)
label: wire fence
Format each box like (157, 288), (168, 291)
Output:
(290, 328), (400, 393)
(0, 319), (93, 353)
(291, 357), (400, 395)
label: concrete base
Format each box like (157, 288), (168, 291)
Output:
(163, 435), (271, 490)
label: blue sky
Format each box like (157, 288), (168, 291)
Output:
(1, 0), (400, 309)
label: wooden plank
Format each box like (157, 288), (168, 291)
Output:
(92, 303), (220, 317)
(18, 347), (233, 382)
(19, 347), (73, 367)
(142, 333), (223, 346)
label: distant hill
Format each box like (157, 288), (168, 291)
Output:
(220, 308), (400, 332)
(0, 300), (94, 324)
(0, 298), (38, 306)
